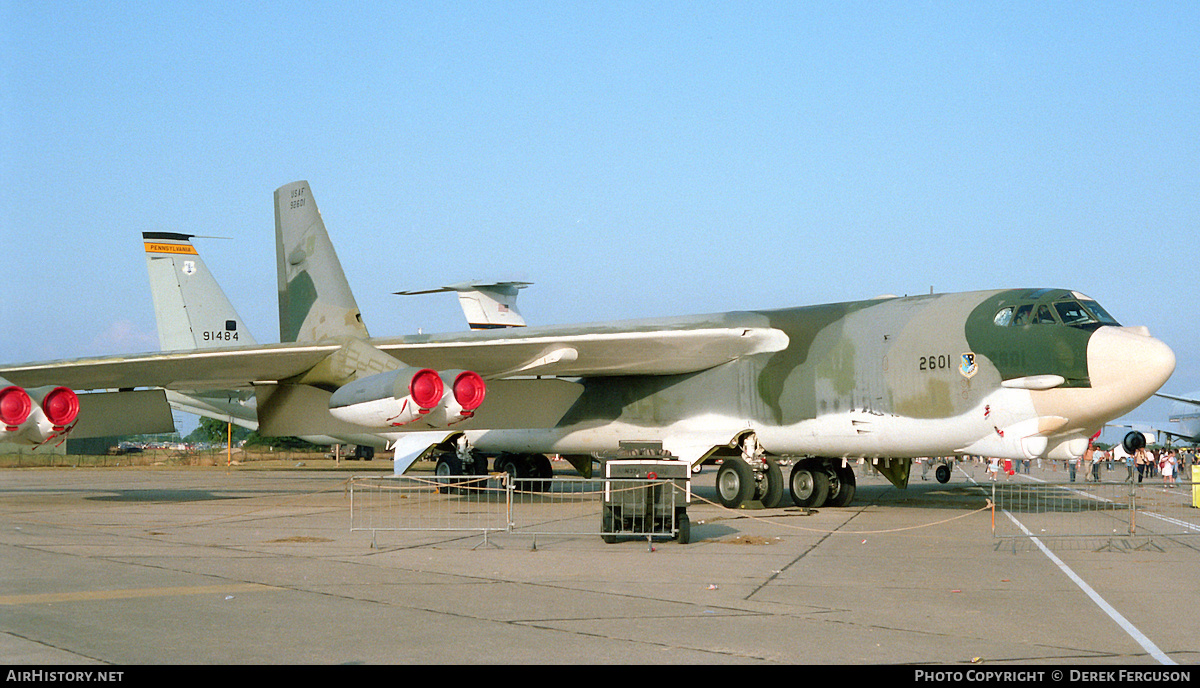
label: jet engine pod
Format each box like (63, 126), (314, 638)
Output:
(328, 367), (445, 428)
(32, 386), (80, 429)
(450, 370), (486, 413)
(1, 385), (79, 443)
(422, 370), (488, 427)
(1122, 430), (1148, 454)
(0, 385), (33, 430)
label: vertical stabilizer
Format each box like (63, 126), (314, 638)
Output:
(143, 232), (257, 350)
(275, 181), (369, 343)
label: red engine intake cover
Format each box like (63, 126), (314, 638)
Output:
(408, 369), (445, 409)
(41, 387), (80, 428)
(452, 371), (487, 411)
(0, 386), (32, 428)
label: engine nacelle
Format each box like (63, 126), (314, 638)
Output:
(328, 367), (445, 428)
(1, 384), (79, 445)
(1, 385), (33, 430)
(1122, 430), (1149, 454)
(327, 367), (487, 429)
(422, 370), (487, 427)
(34, 386), (81, 429)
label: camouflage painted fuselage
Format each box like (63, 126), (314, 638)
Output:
(264, 182), (1172, 473)
(390, 288), (1173, 468)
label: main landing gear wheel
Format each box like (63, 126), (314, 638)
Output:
(757, 458), (784, 509)
(826, 463), (856, 507)
(435, 455), (465, 495)
(789, 460), (829, 508)
(496, 453), (529, 485)
(529, 454), (554, 492)
(716, 458), (754, 508)
(935, 463), (951, 484)
(497, 453), (552, 492)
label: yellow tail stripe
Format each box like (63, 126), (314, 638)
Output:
(144, 242), (198, 255)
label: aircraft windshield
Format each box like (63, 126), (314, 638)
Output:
(1079, 299), (1121, 326)
(994, 298), (1122, 329)
(1054, 301), (1094, 326)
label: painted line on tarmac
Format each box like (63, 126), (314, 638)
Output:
(0, 583), (279, 606)
(965, 469), (1176, 665)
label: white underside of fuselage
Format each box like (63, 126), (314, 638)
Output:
(387, 384), (1094, 474)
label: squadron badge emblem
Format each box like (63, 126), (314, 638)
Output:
(960, 353), (978, 379)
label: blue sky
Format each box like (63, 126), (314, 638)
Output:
(2, 2), (1197, 440)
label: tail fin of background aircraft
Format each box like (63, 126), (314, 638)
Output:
(275, 181), (370, 343)
(395, 281), (533, 330)
(143, 232), (258, 350)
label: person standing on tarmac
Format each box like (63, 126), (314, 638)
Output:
(1162, 450), (1176, 488)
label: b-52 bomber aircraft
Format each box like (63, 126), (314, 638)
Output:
(0, 181), (1176, 509)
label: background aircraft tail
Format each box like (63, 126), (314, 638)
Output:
(395, 281), (532, 330)
(143, 232), (259, 429)
(275, 181), (370, 343)
(143, 232), (257, 350)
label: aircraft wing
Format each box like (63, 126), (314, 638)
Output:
(1156, 392), (1200, 406)
(0, 343), (340, 392)
(0, 319), (789, 392)
(375, 321), (789, 378)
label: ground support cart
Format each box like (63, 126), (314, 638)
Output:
(601, 458), (692, 544)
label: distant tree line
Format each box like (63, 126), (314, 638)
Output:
(185, 417), (325, 450)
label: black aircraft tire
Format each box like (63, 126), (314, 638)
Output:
(760, 458), (784, 509)
(790, 461), (830, 508)
(716, 459), (754, 509)
(826, 463), (856, 507)
(496, 453), (527, 491)
(435, 455), (463, 495)
(530, 454), (554, 492)
(935, 463), (951, 484)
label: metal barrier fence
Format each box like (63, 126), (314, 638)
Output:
(990, 479), (1200, 540)
(350, 474), (687, 544)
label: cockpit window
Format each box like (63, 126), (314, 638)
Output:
(1012, 304), (1033, 326)
(1033, 305), (1057, 324)
(1055, 301), (1094, 326)
(1079, 299), (1121, 326)
(996, 298), (1120, 328)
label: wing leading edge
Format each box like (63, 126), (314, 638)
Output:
(0, 322), (789, 393)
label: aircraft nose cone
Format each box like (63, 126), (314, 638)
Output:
(1087, 326), (1175, 419)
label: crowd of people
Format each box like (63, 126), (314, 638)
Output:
(962, 446), (1197, 484)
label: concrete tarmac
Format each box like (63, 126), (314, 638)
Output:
(1, 462), (1197, 666)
